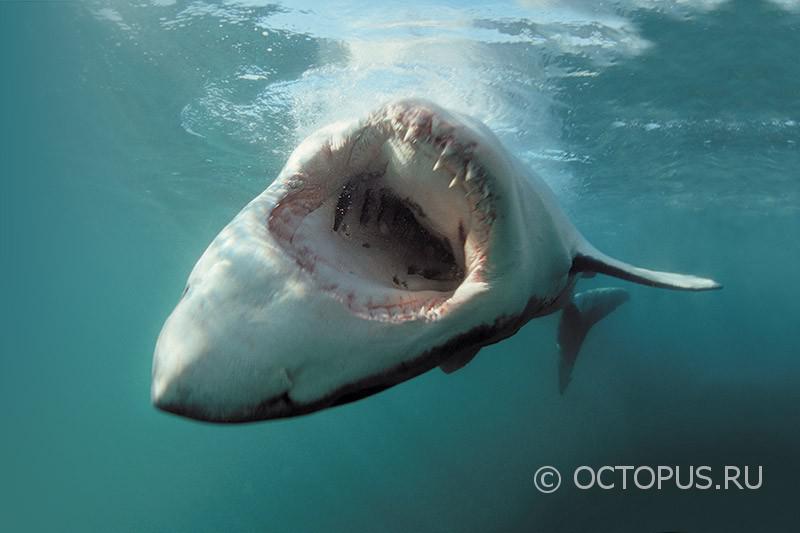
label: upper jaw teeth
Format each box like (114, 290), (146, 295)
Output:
(375, 105), (495, 220)
(465, 161), (479, 182)
(430, 142), (482, 189)
(441, 141), (458, 158)
(447, 166), (465, 189)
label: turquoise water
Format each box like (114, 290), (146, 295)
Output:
(2, 1), (798, 531)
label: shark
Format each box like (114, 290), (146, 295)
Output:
(151, 99), (721, 423)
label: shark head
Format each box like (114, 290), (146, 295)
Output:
(152, 99), (578, 422)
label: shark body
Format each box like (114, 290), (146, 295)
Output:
(152, 99), (720, 423)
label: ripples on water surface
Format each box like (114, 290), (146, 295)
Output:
(1, 1), (798, 532)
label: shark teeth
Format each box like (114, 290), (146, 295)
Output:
(387, 104), (494, 221)
(402, 112), (432, 144)
(435, 141), (462, 173)
(465, 161), (480, 182)
(441, 141), (459, 158)
(448, 166), (465, 189)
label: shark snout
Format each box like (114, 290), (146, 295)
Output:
(151, 297), (298, 422)
(152, 361), (298, 423)
(150, 307), (213, 418)
(150, 370), (197, 419)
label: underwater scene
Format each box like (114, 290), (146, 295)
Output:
(2, 0), (798, 531)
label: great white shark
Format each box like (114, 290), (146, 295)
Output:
(152, 99), (721, 423)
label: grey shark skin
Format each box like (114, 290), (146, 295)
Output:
(152, 99), (721, 423)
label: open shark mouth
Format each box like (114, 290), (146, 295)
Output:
(268, 102), (496, 322)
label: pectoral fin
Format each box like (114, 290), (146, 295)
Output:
(558, 288), (629, 393)
(439, 346), (481, 374)
(572, 246), (722, 291)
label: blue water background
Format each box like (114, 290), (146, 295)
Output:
(2, 1), (798, 531)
